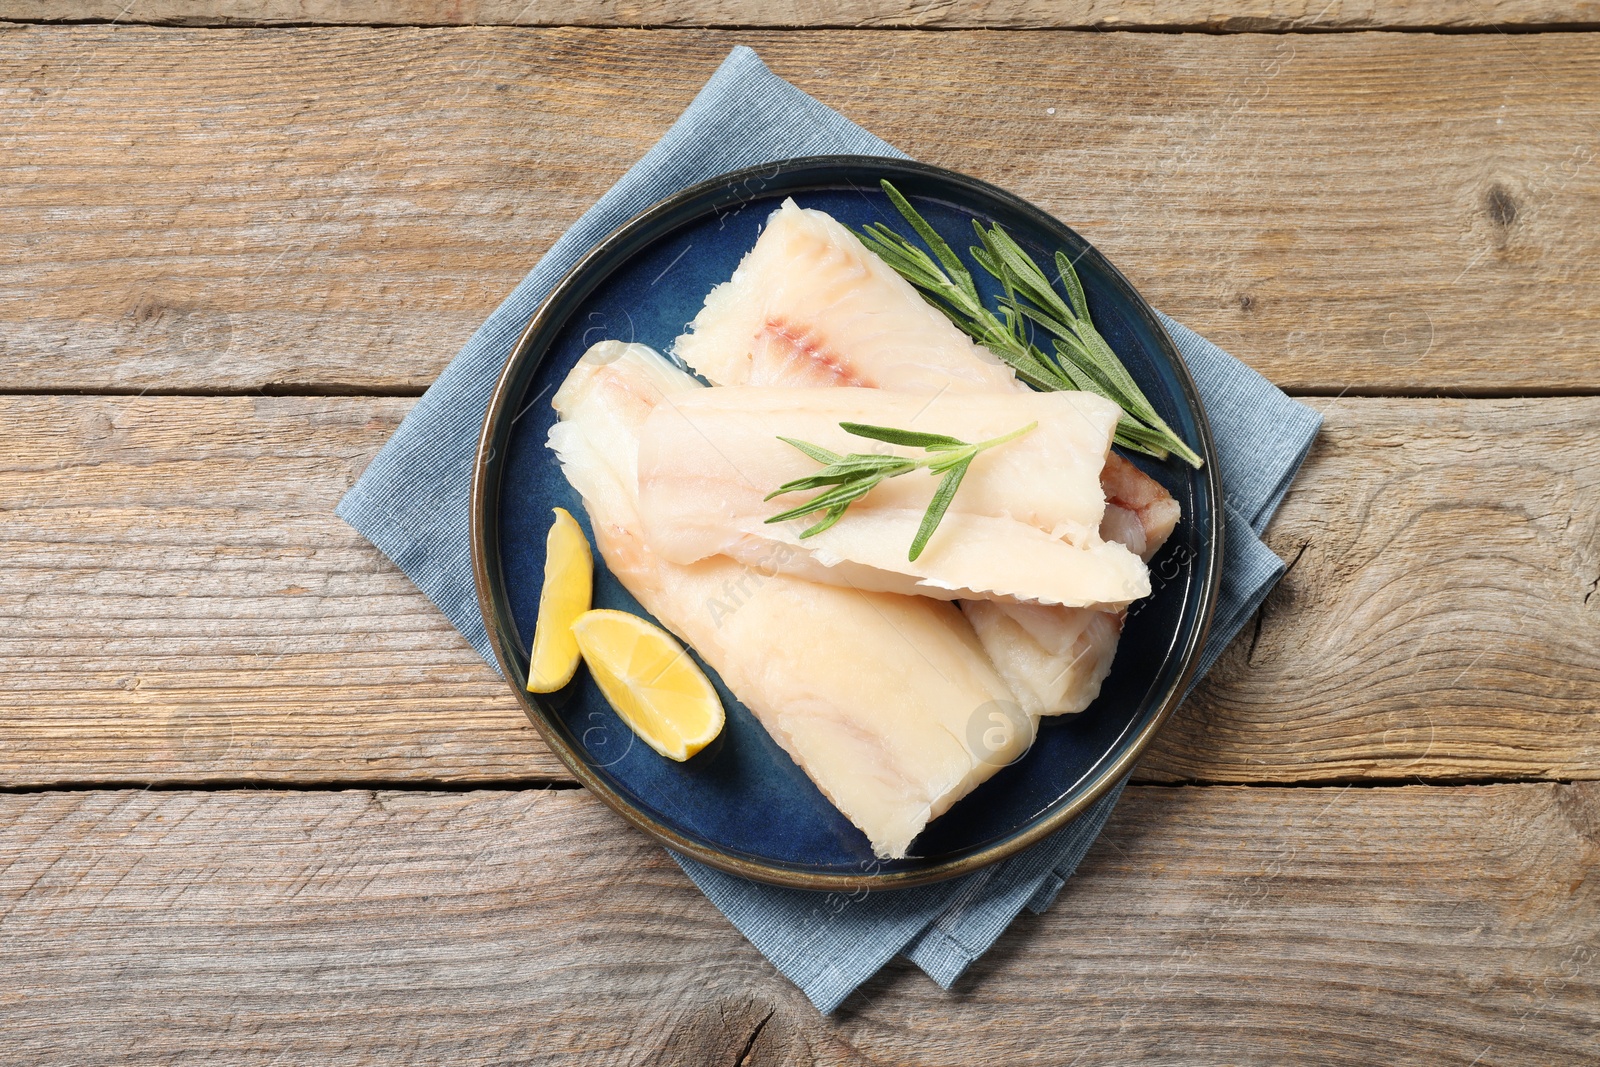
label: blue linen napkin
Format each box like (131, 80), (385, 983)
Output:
(336, 46), (1321, 1014)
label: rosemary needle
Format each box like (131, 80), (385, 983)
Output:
(764, 420), (1036, 561)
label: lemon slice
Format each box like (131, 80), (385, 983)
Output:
(571, 609), (724, 761)
(526, 507), (593, 693)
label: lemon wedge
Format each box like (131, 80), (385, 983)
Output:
(526, 507), (593, 693)
(571, 609), (725, 761)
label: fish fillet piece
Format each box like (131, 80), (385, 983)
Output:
(1101, 452), (1181, 562)
(548, 341), (1032, 860)
(960, 600), (1124, 716)
(670, 199), (1183, 713)
(641, 384), (1120, 543)
(676, 198), (1021, 394)
(636, 385), (1149, 609)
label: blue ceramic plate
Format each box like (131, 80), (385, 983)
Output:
(472, 157), (1221, 890)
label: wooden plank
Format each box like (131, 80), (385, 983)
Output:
(0, 395), (563, 785)
(3, 394), (1596, 788)
(4, 0), (1597, 31)
(2, 26), (1598, 395)
(0, 784), (1595, 1063)
(1141, 393), (1600, 783)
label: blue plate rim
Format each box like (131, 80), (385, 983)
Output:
(471, 155), (1223, 891)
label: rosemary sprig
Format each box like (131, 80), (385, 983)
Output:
(858, 184), (1071, 394)
(765, 420), (1036, 561)
(857, 180), (1203, 469)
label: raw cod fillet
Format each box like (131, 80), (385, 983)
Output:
(968, 454), (1179, 714)
(961, 600), (1124, 715)
(548, 340), (1033, 859)
(675, 198), (1020, 394)
(672, 198), (1184, 714)
(1100, 452), (1182, 562)
(636, 384), (1150, 610)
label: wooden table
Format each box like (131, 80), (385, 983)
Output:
(3, 3), (1598, 1063)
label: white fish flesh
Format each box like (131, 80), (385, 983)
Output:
(961, 600), (1124, 716)
(642, 384), (1119, 543)
(1101, 452), (1181, 562)
(676, 198), (1020, 394)
(635, 384), (1150, 609)
(672, 198), (1184, 714)
(548, 340), (1033, 859)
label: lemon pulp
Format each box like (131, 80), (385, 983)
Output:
(570, 609), (724, 761)
(526, 507), (593, 693)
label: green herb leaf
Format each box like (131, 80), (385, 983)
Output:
(764, 445), (916, 499)
(839, 422), (967, 450)
(880, 180), (974, 292)
(764, 478), (879, 526)
(1055, 251), (1090, 322)
(910, 459), (969, 561)
(776, 436), (843, 465)
(980, 223), (1075, 327)
(799, 505), (849, 539)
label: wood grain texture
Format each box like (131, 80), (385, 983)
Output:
(4, 0), (1596, 30)
(2, 26), (1598, 394)
(0, 394), (563, 786)
(1141, 394), (1600, 783)
(0, 784), (1595, 1064)
(3, 394), (1596, 788)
